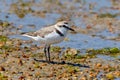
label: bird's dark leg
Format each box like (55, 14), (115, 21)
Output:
(47, 45), (51, 62)
(44, 45), (48, 61)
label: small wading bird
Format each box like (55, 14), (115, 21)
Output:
(22, 21), (75, 62)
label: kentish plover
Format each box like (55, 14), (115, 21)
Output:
(22, 21), (75, 62)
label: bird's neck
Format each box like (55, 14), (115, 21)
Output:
(57, 27), (68, 34)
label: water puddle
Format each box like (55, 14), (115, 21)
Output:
(0, 0), (120, 61)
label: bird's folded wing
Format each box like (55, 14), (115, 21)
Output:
(35, 26), (55, 37)
(22, 25), (55, 38)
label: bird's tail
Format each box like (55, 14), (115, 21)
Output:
(22, 34), (40, 41)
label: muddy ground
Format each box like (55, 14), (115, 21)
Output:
(0, 0), (120, 80)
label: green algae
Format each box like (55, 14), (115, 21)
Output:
(86, 47), (120, 58)
(0, 73), (8, 80)
(0, 36), (8, 42)
(50, 46), (62, 53)
(10, 1), (33, 18)
(63, 47), (120, 61)
(86, 47), (120, 54)
(64, 65), (79, 73)
(0, 20), (10, 28)
(98, 13), (118, 18)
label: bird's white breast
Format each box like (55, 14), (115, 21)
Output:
(42, 31), (66, 44)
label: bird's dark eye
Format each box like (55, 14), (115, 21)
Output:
(59, 25), (62, 27)
(62, 25), (68, 28)
(64, 22), (68, 24)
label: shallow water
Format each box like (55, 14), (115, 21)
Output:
(0, 0), (120, 54)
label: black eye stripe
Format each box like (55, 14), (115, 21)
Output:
(58, 24), (69, 29)
(62, 25), (69, 29)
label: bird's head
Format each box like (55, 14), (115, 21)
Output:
(55, 21), (75, 31)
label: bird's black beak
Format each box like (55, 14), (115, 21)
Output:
(67, 27), (75, 31)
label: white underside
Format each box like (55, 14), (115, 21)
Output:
(23, 31), (66, 45)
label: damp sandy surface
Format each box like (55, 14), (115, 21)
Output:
(0, 0), (120, 79)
